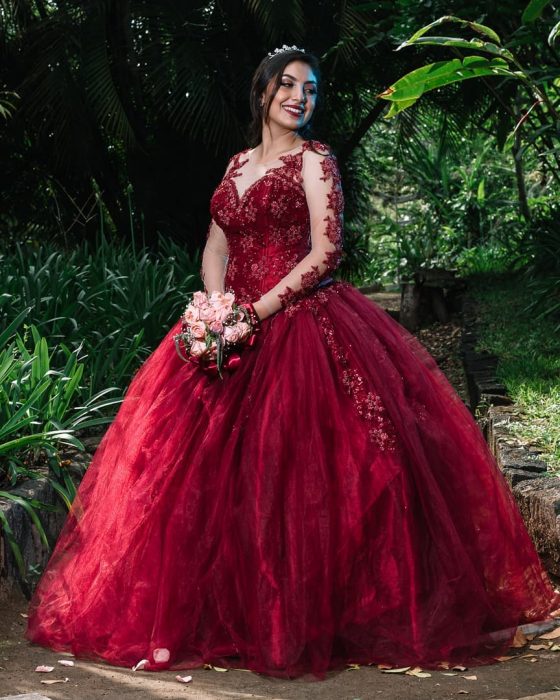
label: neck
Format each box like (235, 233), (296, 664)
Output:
(257, 124), (302, 161)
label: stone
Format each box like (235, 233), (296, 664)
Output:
(513, 476), (560, 576)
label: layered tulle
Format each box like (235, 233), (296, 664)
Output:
(25, 281), (559, 680)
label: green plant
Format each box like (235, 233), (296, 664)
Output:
(0, 318), (122, 586)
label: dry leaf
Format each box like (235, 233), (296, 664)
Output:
(406, 666), (431, 678)
(494, 655), (514, 661)
(437, 661), (451, 669)
(518, 653), (537, 658)
(41, 677), (69, 684)
(211, 665), (228, 672)
(19, 613), (28, 618)
(131, 658), (149, 671)
(35, 665), (54, 672)
(442, 672), (458, 676)
(377, 663), (393, 670)
(176, 675), (192, 683)
(539, 627), (560, 640)
(381, 666), (411, 673)
(346, 663), (361, 670)
(452, 665), (467, 671)
(526, 633), (536, 640)
(462, 675), (477, 680)
(529, 644), (549, 651)
(57, 659), (74, 666)
(510, 628), (528, 647)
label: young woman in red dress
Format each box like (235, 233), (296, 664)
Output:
(26, 46), (560, 681)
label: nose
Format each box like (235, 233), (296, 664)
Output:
(293, 84), (306, 103)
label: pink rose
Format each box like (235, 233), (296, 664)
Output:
(236, 322), (251, 341)
(216, 306), (233, 322)
(210, 291), (234, 315)
(192, 291), (208, 308)
(199, 306), (217, 322)
(190, 340), (208, 357)
(209, 320), (223, 333)
(190, 320), (206, 339)
(223, 325), (242, 344)
(182, 305), (199, 324)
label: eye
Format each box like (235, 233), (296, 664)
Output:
(281, 81), (293, 88)
(305, 87), (317, 95)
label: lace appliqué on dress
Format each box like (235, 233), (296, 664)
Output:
(316, 308), (398, 453)
(277, 152), (344, 310)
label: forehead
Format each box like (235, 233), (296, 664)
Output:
(280, 60), (317, 83)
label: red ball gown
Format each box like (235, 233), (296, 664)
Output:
(26, 139), (559, 680)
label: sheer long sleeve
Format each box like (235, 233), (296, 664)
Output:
(255, 147), (344, 318)
(201, 218), (229, 295)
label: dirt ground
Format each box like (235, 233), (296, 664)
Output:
(1, 589), (560, 700)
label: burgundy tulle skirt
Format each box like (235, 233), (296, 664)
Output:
(25, 281), (560, 680)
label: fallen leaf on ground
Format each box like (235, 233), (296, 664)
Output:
(494, 656), (514, 661)
(539, 627), (560, 640)
(452, 665), (467, 671)
(442, 672), (458, 676)
(211, 666), (228, 672)
(462, 675), (477, 680)
(525, 633), (536, 640)
(437, 661), (451, 669)
(518, 653), (537, 658)
(19, 613), (28, 618)
(377, 663), (393, 669)
(529, 644), (549, 651)
(550, 644), (560, 651)
(406, 666), (431, 677)
(131, 658), (149, 671)
(346, 664), (361, 670)
(510, 628), (528, 647)
(35, 665), (54, 672)
(381, 666), (411, 673)
(176, 675), (192, 683)
(41, 677), (69, 684)
(57, 659), (74, 666)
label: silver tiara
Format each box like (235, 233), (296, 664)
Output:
(267, 44), (305, 59)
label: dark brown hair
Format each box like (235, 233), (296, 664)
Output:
(247, 50), (322, 148)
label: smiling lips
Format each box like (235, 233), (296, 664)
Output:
(283, 104), (304, 118)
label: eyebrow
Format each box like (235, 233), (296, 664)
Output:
(282, 73), (317, 84)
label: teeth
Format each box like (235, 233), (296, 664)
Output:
(284, 106), (303, 115)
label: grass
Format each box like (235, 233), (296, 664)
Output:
(469, 271), (560, 473)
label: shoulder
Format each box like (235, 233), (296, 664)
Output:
(225, 146), (252, 173)
(301, 139), (341, 184)
(301, 139), (335, 158)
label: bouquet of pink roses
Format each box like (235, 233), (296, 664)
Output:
(173, 290), (261, 378)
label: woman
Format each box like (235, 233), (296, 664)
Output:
(26, 47), (559, 681)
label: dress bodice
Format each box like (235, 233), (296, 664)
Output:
(208, 139), (344, 308)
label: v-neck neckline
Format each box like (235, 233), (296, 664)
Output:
(229, 141), (307, 204)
